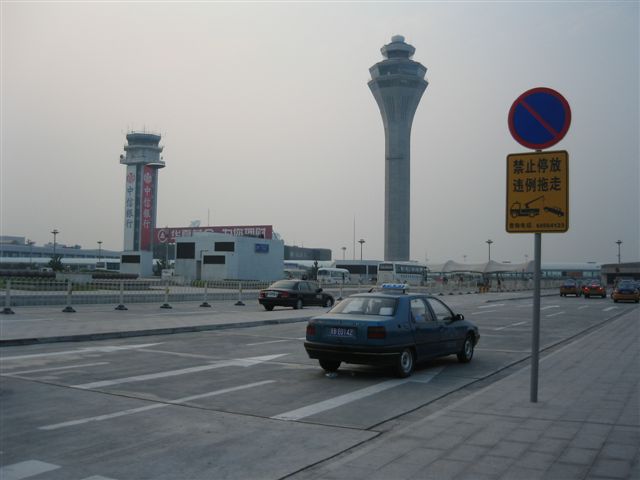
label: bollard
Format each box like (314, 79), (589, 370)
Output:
(160, 282), (172, 309)
(234, 282), (245, 306)
(115, 280), (128, 310)
(62, 280), (76, 313)
(2, 280), (15, 314)
(200, 281), (211, 308)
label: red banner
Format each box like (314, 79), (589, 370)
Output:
(140, 166), (155, 250)
(155, 225), (273, 244)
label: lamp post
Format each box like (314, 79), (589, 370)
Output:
(51, 229), (59, 256)
(616, 240), (622, 264)
(97, 241), (103, 265)
(486, 239), (493, 262)
(27, 239), (35, 268)
(358, 239), (366, 261)
(341, 246), (346, 260)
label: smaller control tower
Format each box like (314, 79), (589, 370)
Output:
(369, 35), (428, 261)
(119, 132), (165, 277)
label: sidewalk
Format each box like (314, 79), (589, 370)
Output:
(291, 309), (639, 480)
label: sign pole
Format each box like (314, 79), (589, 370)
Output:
(530, 232), (542, 402)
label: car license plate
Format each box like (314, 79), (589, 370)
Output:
(266, 291), (278, 298)
(329, 327), (354, 337)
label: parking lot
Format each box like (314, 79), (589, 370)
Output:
(1, 294), (637, 479)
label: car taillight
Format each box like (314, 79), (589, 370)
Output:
(280, 292), (289, 298)
(259, 292), (265, 298)
(367, 326), (386, 339)
(306, 324), (316, 336)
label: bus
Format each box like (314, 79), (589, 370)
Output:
(377, 261), (427, 286)
(317, 267), (350, 285)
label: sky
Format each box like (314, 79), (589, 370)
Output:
(1, 1), (638, 265)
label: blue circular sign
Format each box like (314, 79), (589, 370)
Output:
(508, 87), (571, 150)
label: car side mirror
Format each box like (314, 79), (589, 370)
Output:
(316, 288), (323, 293)
(454, 313), (464, 321)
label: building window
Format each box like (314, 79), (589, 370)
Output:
(215, 242), (235, 252)
(121, 255), (141, 264)
(176, 243), (196, 259)
(203, 255), (225, 265)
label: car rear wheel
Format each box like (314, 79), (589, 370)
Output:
(319, 359), (340, 372)
(394, 348), (414, 378)
(457, 335), (475, 363)
(294, 299), (303, 310)
(324, 297), (334, 308)
(263, 305), (274, 311)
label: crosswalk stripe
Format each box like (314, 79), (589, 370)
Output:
(0, 460), (60, 480)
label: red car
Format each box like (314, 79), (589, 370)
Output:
(583, 281), (607, 298)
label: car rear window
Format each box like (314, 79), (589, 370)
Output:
(268, 280), (298, 290)
(330, 296), (397, 316)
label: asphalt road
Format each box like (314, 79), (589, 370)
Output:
(1, 295), (634, 480)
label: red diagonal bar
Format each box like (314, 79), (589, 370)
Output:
(519, 99), (560, 137)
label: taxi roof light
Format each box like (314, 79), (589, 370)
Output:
(380, 283), (410, 293)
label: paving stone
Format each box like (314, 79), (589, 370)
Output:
(469, 455), (514, 476)
(559, 447), (599, 465)
(499, 465), (547, 480)
(529, 437), (568, 454)
(514, 451), (557, 470)
(409, 459), (468, 480)
(544, 461), (589, 479)
(601, 442), (638, 461)
(401, 447), (445, 466)
(491, 440), (530, 458)
(589, 459), (633, 479)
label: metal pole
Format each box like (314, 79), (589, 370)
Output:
(201, 281), (211, 307)
(2, 280), (15, 314)
(62, 279), (76, 313)
(115, 280), (128, 310)
(530, 232), (541, 402)
(235, 282), (245, 306)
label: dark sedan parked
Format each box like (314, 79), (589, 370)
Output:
(258, 280), (334, 311)
(304, 285), (480, 377)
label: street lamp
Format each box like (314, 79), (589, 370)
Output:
(51, 229), (59, 256)
(616, 240), (622, 264)
(486, 239), (493, 262)
(341, 246), (346, 260)
(97, 241), (103, 265)
(358, 239), (365, 261)
(27, 239), (35, 268)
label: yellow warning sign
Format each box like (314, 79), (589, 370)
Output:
(506, 150), (569, 233)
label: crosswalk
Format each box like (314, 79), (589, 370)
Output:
(0, 460), (117, 480)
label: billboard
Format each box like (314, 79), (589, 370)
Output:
(155, 225), (273, 244)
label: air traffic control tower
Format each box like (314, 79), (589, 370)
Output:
(369, 35), (428, 261)
(119, 132), (165, 277)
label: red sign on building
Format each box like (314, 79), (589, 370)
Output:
(155, 225), (273, 244)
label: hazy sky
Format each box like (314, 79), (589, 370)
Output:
(2, 1), (638, 264)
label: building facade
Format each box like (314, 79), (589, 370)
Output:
(174, 233), (284, 282)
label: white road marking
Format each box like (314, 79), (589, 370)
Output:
(3, 362), (109, 376)
(81, 476), (118, 480)
(478, 304), (504, 309)
(245, 339), (290, 346)
(494, 321), (527, 331)
(517, 303), (533, 307)
(578, 305), (590, 310)
(473, 310), (499, 315)
(540, 305), (559, 311)
(1, 343), (162, 361)
(546, 311), (565, 318)
(272, 368), (443, 421)
(72, 354), (287, 389)
(603, 306), (618, 312)
(0, 460), (60, 480)
(40, 380), (274, 431)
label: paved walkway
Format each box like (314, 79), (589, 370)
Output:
(291, 309), (639, 480)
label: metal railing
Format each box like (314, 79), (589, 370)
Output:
(1, 277), (562, 312)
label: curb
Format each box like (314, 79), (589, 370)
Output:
(0, 316), (311, 347)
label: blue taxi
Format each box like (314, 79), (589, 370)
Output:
(304, 284), (480, 377)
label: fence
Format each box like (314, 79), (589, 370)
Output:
(1, 277), (562, 311)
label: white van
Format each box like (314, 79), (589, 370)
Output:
(317, 268), (350, 285)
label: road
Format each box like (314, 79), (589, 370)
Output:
(0, 295), (634, 480)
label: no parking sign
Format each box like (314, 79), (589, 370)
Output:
(508, 87), (571, 150)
